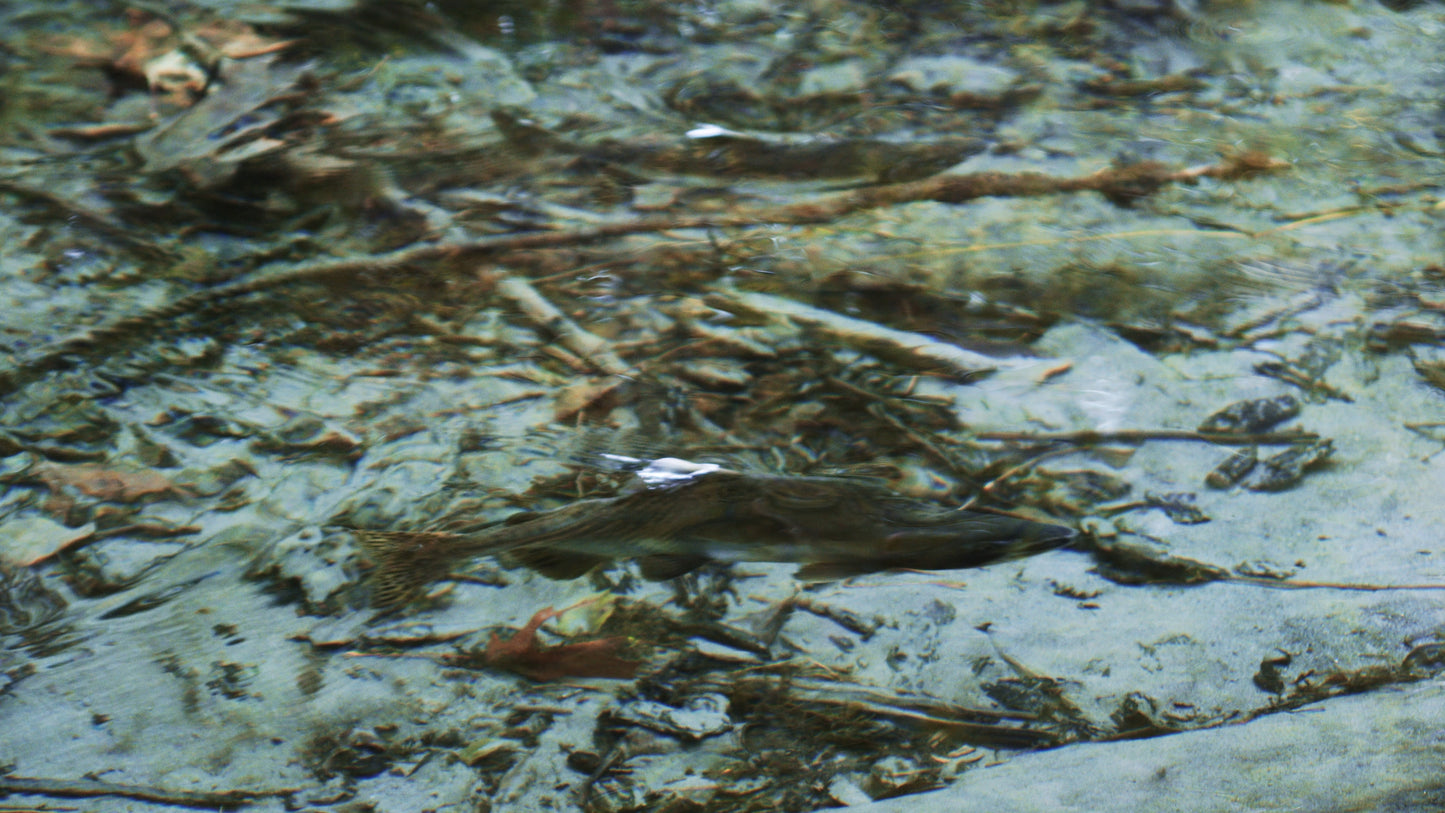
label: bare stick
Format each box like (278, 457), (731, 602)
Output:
(714, 290), (1031, 378)
(493, 275), (631, 376)
(1229, 577), (1445, 591)
(973, 429), (1319, 446)
(0, 775), (292, 809)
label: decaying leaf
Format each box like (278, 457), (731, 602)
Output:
(40, 11), (294, 107)
(39, 12), (181, 86)
(553, 377), (627, 423)
(471, 606), (641, 682)
(33, 462), (189, 503)
(190, 20), (298, 59)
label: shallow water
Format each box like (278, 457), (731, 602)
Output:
(2, 0), (1445, 810)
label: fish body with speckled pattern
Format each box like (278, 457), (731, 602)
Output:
(356, 469), (1075, 607)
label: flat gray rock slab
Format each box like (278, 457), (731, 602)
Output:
(860, 679), (1445, 813)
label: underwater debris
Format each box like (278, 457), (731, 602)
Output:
(603, 693), (733, 741)
(1244, 440), (1334, 492)
(1205, 446), (1258, 489)
(1252, 650), (1293, 694)
(494, 275), (632, 377)
(1086, 533), (1231, 586)
(1106, 493), (1210, 525)
(1197, 395), (1301, 434)
(1253, 339), (1353, 403)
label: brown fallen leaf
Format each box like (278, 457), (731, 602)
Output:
(191, 20), (298, 59)
(33, 463), (189, 503)
(40, 12), (294, 106)
(48, 122), (156, 142)
(553, 377), (626, 424)
(471, 606), (641, 682)
(38, 12), (172, 73)
(38, 11), (206, 106)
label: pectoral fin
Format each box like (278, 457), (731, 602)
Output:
(792, 561), (875, 582)
(506, 547), (608, 580)
(636, 553), (710, 580)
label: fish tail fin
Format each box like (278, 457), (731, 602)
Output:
(354, 530), (468, 609)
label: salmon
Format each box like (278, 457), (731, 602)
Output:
(355, 459), (1074, 607)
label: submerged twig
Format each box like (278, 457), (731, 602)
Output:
(713, 290), (1023, 379)
(493, 274), (631, 376)
(787, 595), (880, 639)
(973, 429), (1319, 446)
(0, 775), (292, 809)
(1230, 577), (1445, 591)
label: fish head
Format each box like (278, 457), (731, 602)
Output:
(791, 511), (1076, 581)
(877, 512), (1077, 569)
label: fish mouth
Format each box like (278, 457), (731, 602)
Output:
(979, 517), (1077, 561)
(1020, 519), (1078, 548)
